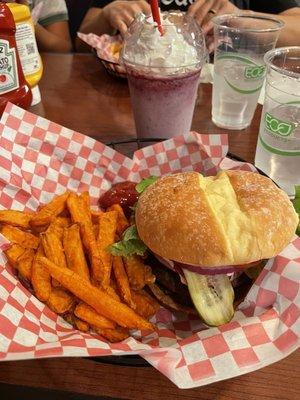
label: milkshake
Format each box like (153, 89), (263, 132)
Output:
(121, 12), (207, 139)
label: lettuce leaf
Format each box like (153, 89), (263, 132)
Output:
(135, 176), (158, 194)
(108, 225), (147, 257)
(293, 185), (300, 236)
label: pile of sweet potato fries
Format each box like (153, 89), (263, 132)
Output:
(0, 191), (159, 342)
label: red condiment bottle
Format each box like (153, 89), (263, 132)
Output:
(0, 2), (32, 116)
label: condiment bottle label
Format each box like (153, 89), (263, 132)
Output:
(15, 23), (40, 75)
(0, 39), (19, 95)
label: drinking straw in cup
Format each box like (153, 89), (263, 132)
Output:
(121, 11), (207, 139)
(255, 46), (300, 196)
(149, 0), (163, 35)
(211, 14), (284, 130)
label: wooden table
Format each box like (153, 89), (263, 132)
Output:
(0, 53), (299, 400)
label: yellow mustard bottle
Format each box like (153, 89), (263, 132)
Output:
(7, 3), (43, 103)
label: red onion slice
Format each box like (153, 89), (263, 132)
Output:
(177, 263), (246, 275)
(152, 252), (260, 276)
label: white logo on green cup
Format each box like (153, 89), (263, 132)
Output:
(244, 65), (266, 79)
(264, 112), (294, 137)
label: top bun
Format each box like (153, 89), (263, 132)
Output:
(135, 171), (298, 267)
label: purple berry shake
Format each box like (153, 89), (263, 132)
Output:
(126, 67), (202, 138)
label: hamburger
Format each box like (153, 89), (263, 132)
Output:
(135, 170), (299, 326)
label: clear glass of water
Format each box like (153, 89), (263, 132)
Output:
(211, 14), (284, 130)
(255, 46), (300, 196)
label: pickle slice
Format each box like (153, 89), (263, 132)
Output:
(183, 269), (234, 326)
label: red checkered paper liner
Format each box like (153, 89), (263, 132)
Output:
(0, 103), (299, 389)
(77, 32), (124, 64)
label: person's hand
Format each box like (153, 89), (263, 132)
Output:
(188, 0), (240, 34)
(102, 0), (151, 36)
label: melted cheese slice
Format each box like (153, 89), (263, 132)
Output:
(198, 172), (255, 263)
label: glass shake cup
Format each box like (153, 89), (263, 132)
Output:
(211, 14), (284, 130)
(121, 12), (207, 139)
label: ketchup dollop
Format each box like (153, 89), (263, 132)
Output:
(99, 181), (139, 216)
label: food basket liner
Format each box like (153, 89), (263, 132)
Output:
(0, 103), (299, 389)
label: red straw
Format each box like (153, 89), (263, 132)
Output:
(150, 0), (164, 35)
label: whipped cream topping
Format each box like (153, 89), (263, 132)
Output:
(122, 13), (207, 72)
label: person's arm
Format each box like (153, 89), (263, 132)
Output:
(9, 0), (72, 52)
(188, 0), (300, 47)
(273, 8), (300, 46)
(76, 1), (150, 52)
(35, 21), (72, 53)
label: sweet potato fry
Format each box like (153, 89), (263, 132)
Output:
(30, 192), (70, 228)
(63, 312), (75, 326)
(79, 191), (90, 211)
(74, 317), (89, 332)
(47, 287), (75, 314)
(47, 217), (71, 239)
(31, 244), (51, 302)
(63, 224), (90, 280)
(93, 224), (99, 239)
(40, 225), (67, 287)
(4, 244), (33, 281)
(105, 282), (121, 302)
(1, 225), (39, 249)
(0, 210), (32, 229)
(5, 243), (26, 264)
(67, 192), (103, 283)
(97, 210), (118, 287)
(40, 256), (154, 331)
(108, 204), (130, 235)
(40, 228), (67, 286)
(131, 290), (160, 319)
(90, 277), (121, 301)
(63, 313), (89, 332)
(74, 303), (115, 330)
(16, 248), (34, 281)
(94, 326), (130, 343)
(113, 256), (133, 307)
(124, 256), (155, 290)
(91, 210), (103, 225)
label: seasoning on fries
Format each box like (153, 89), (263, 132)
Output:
(15, 248), (35, 281)
(97, 210), (118, 287)
(30, 192), (70, 228)
(124, 255), (155, 290)
(108, 204), (130, 235)
(131, 290), (160, 319)
(74, 317), (89, 332)
(74, 303), (116, 330)
(63, 224), (90, 281)
(39, 256), (154, 331)
(113, 255), (134, 308)
(41, 227), (68, 287)
(1, 190), (159, 343)
(67, 192), (104, 284)
(0, 210), (33, 229)
(94, 326), (130, 343)
(31, 245), (51, 302)
(47, 287), (75, 314)
(0, 225), (39, 249)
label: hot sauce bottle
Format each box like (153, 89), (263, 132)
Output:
(0, 2), (32, 116)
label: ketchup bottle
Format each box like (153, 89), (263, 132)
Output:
(0, 2), (32, 116)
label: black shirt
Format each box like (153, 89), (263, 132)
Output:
(66, 0), (111, 41)
(159, 0), (248, 12)
(67, 0), (299, 42)
(87, 0), (299, 13)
